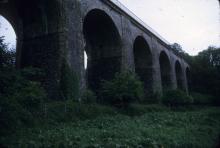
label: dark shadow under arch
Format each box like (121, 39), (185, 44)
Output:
(175, 61), (184, 90)
(83, 9), (122, 91)
(186, 67), (191, 92)
(1, 0), (66, 99)
(159, 51), (172, 91)
(133, 36), (153, 94)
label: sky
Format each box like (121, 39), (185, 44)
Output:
(0, 16), (16, 50)
(0, 0), (220, 55)
(118, 0), (220, 55)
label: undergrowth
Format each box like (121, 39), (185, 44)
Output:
(1, 104), (220, 148)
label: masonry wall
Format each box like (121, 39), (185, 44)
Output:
(75, 0), (190, 95)
(0, 0), (189, 100)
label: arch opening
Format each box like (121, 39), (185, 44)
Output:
(83, 9), (122, 91)
(133, 36), (153, 94)
(0, 15), (17, 66)
(175, 61), (184, 90)
(186, 67), (191, 92)
(159, 51), (172, 91)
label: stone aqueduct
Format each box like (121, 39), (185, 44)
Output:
(0, 0), (190, 99)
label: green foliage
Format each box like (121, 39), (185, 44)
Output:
(119, 104), (169, 116)
(0, 95), (32, 136)
(0, 69), (47, 135)
(0, 38), (47, 134)
(16, 82), (46, 114)
(170, 43), (192, 62)
(144, 91), (162, 104)
(162, 89), (193, 107)
(2, 107), (220, 148)
(42, 101), (117, 122)
(189, 46), (220, 104)
(0, 36), (16, 68)
(191, 92), (215, 105)
(60, 59), (79, 100)
(81, 89), (97, 104)
(170, 44), (220, 105)
(100, 71), (144, 107)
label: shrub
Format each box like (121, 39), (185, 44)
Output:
(81, 89), (97, 104)
(44, 100), (117, 122)
(0, 68), (47, 135)
(162, 89), (193, 107)
(16, 81), (46, 114)
(191, 92), (215, 105)
(60, 60), (79, 100)
(0, 95), (32, 135)
(144, 91), (162, 104)
(100, 71), (144, 107)
(119, 104), (169, 116)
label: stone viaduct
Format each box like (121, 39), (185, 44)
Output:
(0, 0), (190, 100)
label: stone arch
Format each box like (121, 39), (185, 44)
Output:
(159, 51), (172, 91)
(175, 60), (184, 90)
(1, 0), (65, 99)
(133, 36), (153, 94)
(0, 0), (60, 68)
(83, 9), (122, 91)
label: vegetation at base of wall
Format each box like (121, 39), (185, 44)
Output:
(99, 71), (144, 107)
(1, 37), (220, 147)
(144, 91), (162, 104)
(60, 59), (79, 101)
(170, 44), (220, 105)
(1, 105), (220, 148)
(191, 92), (216, 105)
(162, 89), (193, 107)
(183, 46), (220, 105)
(0, 67), (47, 135)
(81, 89), (97, 104)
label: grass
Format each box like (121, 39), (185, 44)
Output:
(1, 104), (220, 148)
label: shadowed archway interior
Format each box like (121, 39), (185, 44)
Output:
(175, 61), (184, 90)
(159, 51), (172, 91)
(133, 36), (153, 94)
(186, 67), (191, 92)
(0, 0), (65, 99)
(83, 9), (122, 91)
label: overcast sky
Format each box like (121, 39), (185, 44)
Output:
(0, 0), (220, 55)
(0, 16), (16, 50)
(118, 0), (220, 55)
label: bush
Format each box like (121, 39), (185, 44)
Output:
(191, 92), (215, 105)
(144, 91), (162, 104)
(16, 81), (46, 114)
(162, 89), (193, 107)
(119, 104), (169, 116)
(0, 68), (47, 135)
(0, 37), (47, 135)
(100, 71), (144, 107)
(81, 89), (97, 104)
(43, 100), (117, 122)
(0, 95), (32, 135)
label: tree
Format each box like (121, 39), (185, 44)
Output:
(190, 46), (220, 104)
(170, 43), (192, 65)
(170, 43), (184, 54)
